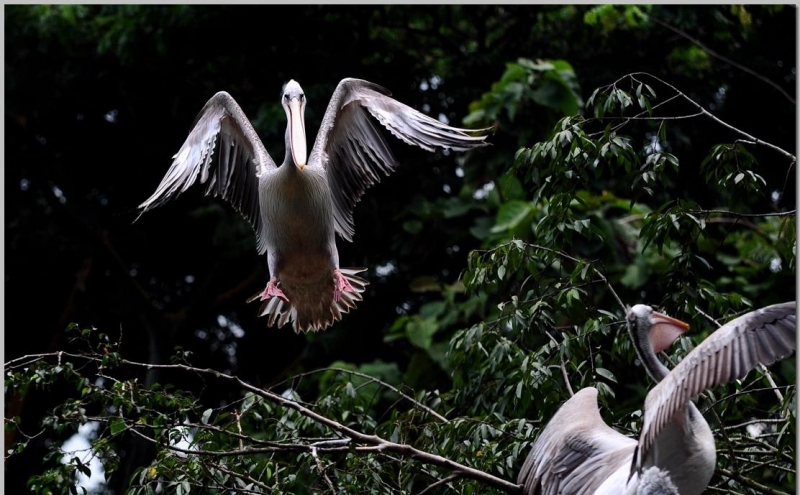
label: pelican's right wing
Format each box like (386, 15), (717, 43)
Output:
(518, 387), (637, 495)
(138, 91), (277, 255)
(635, 301), (797, 471)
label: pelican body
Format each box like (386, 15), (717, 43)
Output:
(138, 79), (489, 332)
(518, 302), (796, 495)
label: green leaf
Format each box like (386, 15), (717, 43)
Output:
(491, 200), (534, 233)
(596, 367), (617, 383)
(110, 418), (126, 435)
(406, 317), (439, 350)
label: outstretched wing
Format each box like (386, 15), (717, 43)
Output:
(138, 91), (277, 255)
(518, 387), (637, 495)
(307, 78), (490, 241)
(635, 301), (796, 470)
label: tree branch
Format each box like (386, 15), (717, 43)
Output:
(18, 351), (523, 494)
(650, 17), (796, 105)
(417, 473), (462, 495)
(281, 367), (449, 423)
(627, 72), (796, 163)
(521, 242), (627, 315)
(689, 209), (796, 219)
(716, 467), (790, 495)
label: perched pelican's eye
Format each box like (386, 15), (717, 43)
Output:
(283, 94), (289, 102)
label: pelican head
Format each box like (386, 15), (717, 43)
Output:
(282, 79), (307, 169)
(627, 304), (690, 355)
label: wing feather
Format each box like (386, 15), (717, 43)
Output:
(138, 91), (277, 255)
(308, 78), (491, 241)
(518, 387), (637, 495)
(636, 301), (796, 467)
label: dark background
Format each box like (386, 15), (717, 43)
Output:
(5, 5), (796, 493)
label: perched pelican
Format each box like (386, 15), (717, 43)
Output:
(138, 78), (489, 333)
(517, 302), (796, 495)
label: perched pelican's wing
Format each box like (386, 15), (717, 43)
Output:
(139, 91), (277, 255)
(518, 387), (637, 495)
(635, 301), (797, 471)
(307, 78), (490, 241)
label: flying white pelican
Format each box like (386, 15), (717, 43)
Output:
(138, 78), (489, 333)
(517, 301), (796, 495)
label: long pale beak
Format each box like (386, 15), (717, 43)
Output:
(649, 311), (690, 354)
(287, 98), (307, 169)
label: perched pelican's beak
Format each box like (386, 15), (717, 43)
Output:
(287, 96), (307, 169)
(649, 311), (690, 354)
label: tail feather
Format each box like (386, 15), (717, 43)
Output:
(248, 267), (369, 333)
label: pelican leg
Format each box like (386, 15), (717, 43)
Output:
(260, 277), (289, 302)
(333, 269), (356, 302)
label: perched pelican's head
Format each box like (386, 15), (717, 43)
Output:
(282, 79), (307, 169)
(627, 304), (690, 354)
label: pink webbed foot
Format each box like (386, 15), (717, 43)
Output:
(260, 277), (289, 303)
(333, 269), (356, 302)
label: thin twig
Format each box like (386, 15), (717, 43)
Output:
(650, 17), (796, 105)
(629, 72), (796, 163)
(118, 415), (381, 457)
(234, 409), (244, 450)
(758, 364), (785, 402)
(716, 467), (790, 495)
(689, 209), (796, 218)
(694, 306), (721, 327)
(721, 417), (789, 432)
(284, 367), (449, 424)
(479, 241), (627, 315)
(545, 330), (573, 397)
(208, 459), (273, 492)
(310, 445), (337, 493)
(417, 473), (462, 495)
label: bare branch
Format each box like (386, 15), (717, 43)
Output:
(208, 459), (274, 492)
(628, 72), (796, 163)
(418, 473), (462, 495)
(721, 417), (790, 432)
(545, 330), (574, 397)
(310, 445), (337, 493)
(689, 209), (796, 219)
(716, 467), (791, 495)
(694, 306), (721, 327)
(283, 367), (449, 423)
(650, 17), (796, 105)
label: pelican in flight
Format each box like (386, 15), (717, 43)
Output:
(138, 78), (489, 333)
(517, 301), (796, 495)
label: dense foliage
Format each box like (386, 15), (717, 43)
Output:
(6, 5), (796, 495)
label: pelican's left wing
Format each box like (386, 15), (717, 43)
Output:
(307, 78), (490, 241)
(634, 301), (797, 473)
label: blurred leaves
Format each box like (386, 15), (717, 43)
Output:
(5, 4), (796, 495)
